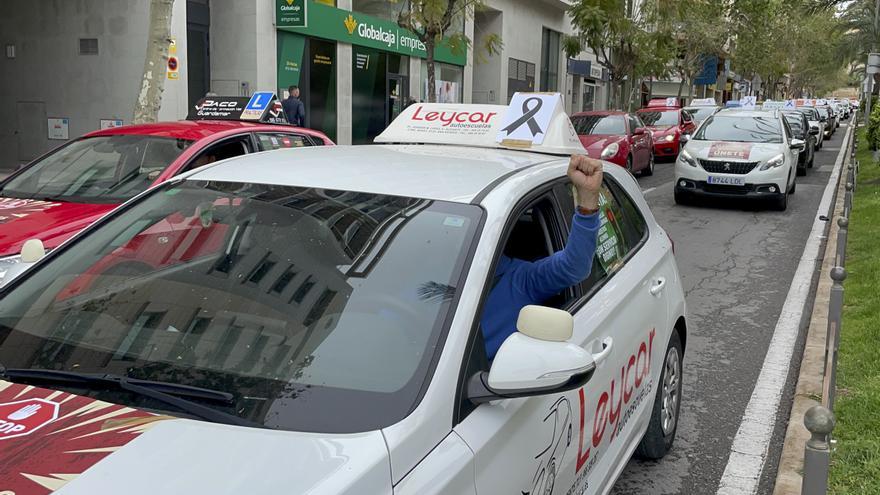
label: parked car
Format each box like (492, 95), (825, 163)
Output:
(782, 110), (817, 175)
(674, 109), (804, 211)
(816, 106), (836, 139)
(0, 94), (333, 285)
(0, 100), (688, 495)
(571, 111), (655, 175)
(636, 99), (697, 160)
(795, 106), (825, 150)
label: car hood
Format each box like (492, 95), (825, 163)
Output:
(0, 198), (117, 257)
(578, 134), (623, 152)
(684, 140), (786, 162)
(0, 381), (392, 495)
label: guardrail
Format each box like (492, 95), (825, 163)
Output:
(801, 112), (859, 495)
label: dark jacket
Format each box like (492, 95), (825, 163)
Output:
(282, 96), (305, 126)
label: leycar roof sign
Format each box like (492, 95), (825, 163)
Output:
(375, 93), (586, 156)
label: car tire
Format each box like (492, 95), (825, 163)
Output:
(674, 189), (689, 205)
(635, 331), (683, 460)
(797, 165), (807, 177)
(642, 153), (655, 176)
(773, 191), (788, 211)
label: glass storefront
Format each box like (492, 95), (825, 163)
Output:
(277, 32), (338, 142)
(352, 46), (409, 144)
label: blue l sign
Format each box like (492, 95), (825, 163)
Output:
(241, 91), (276, 120)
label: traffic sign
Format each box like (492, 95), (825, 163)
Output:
(0, 398), (60, 440)
(241, 91), (275, 120)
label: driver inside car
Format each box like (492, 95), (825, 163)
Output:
(481, 155), (603, 359)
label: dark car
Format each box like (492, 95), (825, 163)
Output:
(817, 106), (836, 138)
(782, 110), (817, 175)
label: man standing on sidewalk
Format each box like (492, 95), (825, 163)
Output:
(283, 86), (305, 127)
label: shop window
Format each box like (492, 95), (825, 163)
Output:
(582, 84), (596, 111)
(421, 61), (463, 103)
(540, 28), (560, 92)
(507, 58), (535, 103)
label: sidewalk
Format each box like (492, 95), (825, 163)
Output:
(772, 126), (852, 494)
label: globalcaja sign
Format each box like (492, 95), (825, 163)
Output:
(276, 0), (466, 66)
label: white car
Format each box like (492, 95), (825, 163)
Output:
(796, 106), (826, 150)
(683, 104), (720, 126)
(674, 109), (805, 211)
(0, 99), (687, 495)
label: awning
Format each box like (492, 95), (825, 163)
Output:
(647, 81), (688, 97)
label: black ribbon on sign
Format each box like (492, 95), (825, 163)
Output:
(501, 97), (544, 137)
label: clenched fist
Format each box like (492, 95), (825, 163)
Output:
(568, 154), (603, 211)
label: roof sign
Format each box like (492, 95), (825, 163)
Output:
(690, 98), (716, 107)
(188, 94), (289, 124)
(762, 100), (784, 110)
(374, 92), (586, 156)
(740, 96), (757, 109)
(724, 100), (742, 108)
(647, 98), (680, 108)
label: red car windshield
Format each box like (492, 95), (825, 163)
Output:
(637, 110), (679, 126)
(571, 115), (627, 136)
(1, 135), (193, 203)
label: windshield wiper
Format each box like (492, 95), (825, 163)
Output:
(0, 366), (257, 428)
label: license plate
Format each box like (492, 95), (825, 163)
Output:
(707, 176), (746, 186)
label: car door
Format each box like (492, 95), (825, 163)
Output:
(680, 110), (696, 136)
(454, 177), (669, 495)
(175, 133), (256, 176)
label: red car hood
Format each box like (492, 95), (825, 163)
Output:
(578, 135), (622, 154)
(0, 380), (170, 494)
(0, 198), (117, 257)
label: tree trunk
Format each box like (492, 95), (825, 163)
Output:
(677, 77), (685, 99)
(686, 75), (693, 103)
(426, 36), (437, 103)
(133, 0), (175, 124)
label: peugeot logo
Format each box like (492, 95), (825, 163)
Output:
(724, 163), (731, 171)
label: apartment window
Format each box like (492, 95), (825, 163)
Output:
(540, 28), (560, 92)
(507, 58), (536, 102)
(79, 38), (99, 55)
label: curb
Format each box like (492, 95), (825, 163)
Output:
(771, 125), (854, 495)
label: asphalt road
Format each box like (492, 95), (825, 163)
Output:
(610, 124), (848, 494)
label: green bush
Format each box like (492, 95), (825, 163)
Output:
(868, 104), (880, 150)
(859, 95), (877, 113)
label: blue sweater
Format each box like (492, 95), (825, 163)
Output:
(481, 212), (600, 359)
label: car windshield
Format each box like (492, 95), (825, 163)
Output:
(637, 110), (679, 126)
(0, 135), (193, 203)
(694, 115), (783, 143)
(0, 180), (482, 433)
(684, 107), (717, 123)
(570, 114), (627, 135)
(798, 108), (819, 120)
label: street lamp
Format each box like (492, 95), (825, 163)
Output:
(865, 53), (880, 124)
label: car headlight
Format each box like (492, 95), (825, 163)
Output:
(600, 142), (619, 159)
(0, 255), (23, 285)
(760, 154), (785, 171)
(665, 134), (675, 142)
(678, 149), (698, 168)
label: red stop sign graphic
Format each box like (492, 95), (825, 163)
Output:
(168, 56), (179, 71)
(0, 398), (60, 440)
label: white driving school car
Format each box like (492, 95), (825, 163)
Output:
(674, 108), (805, 211)
(0, 95), (687, 495)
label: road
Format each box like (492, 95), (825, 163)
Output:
(611, 124), (848, 494)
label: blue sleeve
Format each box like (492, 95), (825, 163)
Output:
(511, 212), (600, 302)
(296, 101), (306, 124)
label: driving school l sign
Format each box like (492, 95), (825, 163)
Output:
(0, 398), (60, 440)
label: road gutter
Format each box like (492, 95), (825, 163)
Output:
(716, 123), (852, 495)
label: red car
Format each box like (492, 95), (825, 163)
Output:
(635, 99), (697, 160)
(0, 95), (332, 283)
(570, 111), (655, 175)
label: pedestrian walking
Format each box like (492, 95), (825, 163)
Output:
(283, 85), (305, 127)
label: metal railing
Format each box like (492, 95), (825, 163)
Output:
(801, 113), (860, 495)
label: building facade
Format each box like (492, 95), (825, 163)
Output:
(0, 0), (608, 169)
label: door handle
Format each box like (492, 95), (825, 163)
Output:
(590, 336), (613, 366)
(650, 277), (667, 296)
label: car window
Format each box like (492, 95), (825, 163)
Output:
(256, 133), (312, 151)
(0, 136), (193, 203)
(637, 110), (679, 126)
(570, 115), (626, 136)
(182, 135), (253, 173)
(0, 180), (483, 433)
(682, 110), (693, 122)
(694, 115), (783, 143)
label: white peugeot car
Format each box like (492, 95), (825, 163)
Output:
(0, 98), (687, 495)
(674, 109), (805, 211)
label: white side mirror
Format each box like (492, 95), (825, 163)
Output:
(790, 138), (806, 151)
(468, 306), (597, 403)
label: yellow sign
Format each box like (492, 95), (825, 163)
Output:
(169, 38), (177, 56)
(344, 14), (357, 35)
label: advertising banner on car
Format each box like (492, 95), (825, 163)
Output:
(708, 142), (753, 160)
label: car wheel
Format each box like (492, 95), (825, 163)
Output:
(773, 191), (789, 211)
(635, 331), (683, 460)
(642, 153), (655, 176)
(674, 189), (689, 205)
(797, 165), (807, 177)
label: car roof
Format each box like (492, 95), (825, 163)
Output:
(186, 144), (562, 203)
(84, 120), (328, 142)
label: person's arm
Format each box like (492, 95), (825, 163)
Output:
(296, 101), (306, 126)
(510, 155), (603, 302)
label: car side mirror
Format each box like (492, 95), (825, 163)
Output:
(633, 127), (647, 136)
(809, 126), (819, 135)
(0, 239), (46, 287)
(680, 134), (691, 144)
(790, 138), (806, 151)
(820, 117), (827, 122)
(467, 305), (599, 404)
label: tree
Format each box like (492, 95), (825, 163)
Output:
(392, 0), (501, 102)
(133, 0), (176, 124)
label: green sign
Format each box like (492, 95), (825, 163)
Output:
(278, 0), (307, 27)
(277, 31), (306, 88)
(276, 0), (466, 66)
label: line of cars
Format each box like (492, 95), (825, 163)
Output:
(0, 94), (689, 494)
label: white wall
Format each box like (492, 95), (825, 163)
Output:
(158, 0), (190, 122)
(210, 0), (276, 96)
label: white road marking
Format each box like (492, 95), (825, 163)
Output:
(641, 186), (658, 195)
(715, 124), (852, 494)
